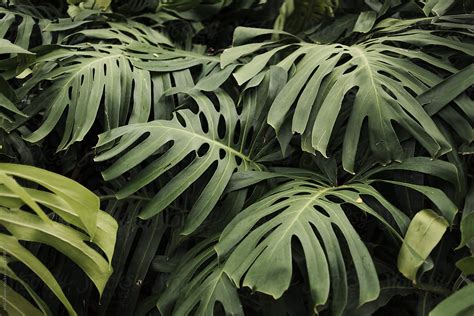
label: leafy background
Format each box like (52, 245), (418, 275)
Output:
(0, 0), (473, 315)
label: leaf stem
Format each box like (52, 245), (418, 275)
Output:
(415, 283), (451, 296)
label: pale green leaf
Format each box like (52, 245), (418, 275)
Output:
(397, 209), (448, 282)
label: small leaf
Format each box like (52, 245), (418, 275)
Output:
(353, 11), (377, 33)
(397, 209), (448, 282)
(456, 256), (474, 276)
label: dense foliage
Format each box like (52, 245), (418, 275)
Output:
(0, 0), (473, 315)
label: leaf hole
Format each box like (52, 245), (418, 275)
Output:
(233, 120), (241, 145)
(382, 85), (397, 100)
(199, 112), (209, 133)
(197, 143), (210, 157)
(343, 64), (358, 75)
(314, 205), (330, 218)
(377, 70), (401, 82)
(404, 86), (418, 98)
(217, 115), (226, 139)
(219, 149), (226, 159)
(175, 112), (187, 127)
(244, 126), (254, 150)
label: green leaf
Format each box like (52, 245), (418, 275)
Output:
(397, 209), (448, 282)
(456, 256), (474, 276)
(157, 238), (243, 315)
(0, 163), (118, 314)
(216, 174), (409, 315)
(459, 182), (474, 249)
(0, 234), (77, 315)
(423, 0), (456, 16)
(418, 64), (474, 116)
(353, 11), (377, 33)
(7, 46), (153, 150)
(0, 256), (52, 315)
(96, 89), (277, 234)
(429, 283), (474, 316)
(0, 7), (54, 50)
(0, 39), (34, 55)
(0, 280), (43, 316)
(0, 163), (100, 236)
(223, 24), (474, 172)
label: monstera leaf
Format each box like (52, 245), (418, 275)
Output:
(221, 23), (473, 173)
(215, 158), (459, 315)
(4, 45), (153, 150)
(5, 28), (227, 149)
(0, 163), (118, 315)
(157, 237), (243, 315)
(0, 40), (32, 123)
(0, 6), (55, 49)
(95, 81), (284, 234)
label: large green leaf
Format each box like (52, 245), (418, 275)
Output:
(0, 163), (117, 315)
(221, 24), (473, 172)
(6, 45), (155, 150)
(95, 85), (282, 234)
(216, 156), (459, 315)
(6, 31), (226, 149)
(216, 172), (409, 315)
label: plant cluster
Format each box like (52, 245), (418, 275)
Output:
(0, 0), (473, 315)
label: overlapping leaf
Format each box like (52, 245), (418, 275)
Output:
(222, 25), (473, 172)
(95, 85), (282, 234)
(0, 6), (55, 49)
(216, 157), (459, 315)
(216, 177), (402, 315)
(0, 163), (118, 315)
(157, 238), (243, 316)
(4, 45), (152, 150)
(0, 40), (31, 123)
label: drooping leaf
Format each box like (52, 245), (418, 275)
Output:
(397, 209), (449, 282)
(222, 24), (474, 172)
(0, 163), (117, 315)
(0, 280), (43, 316)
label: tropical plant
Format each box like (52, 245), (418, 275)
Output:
(0, 163), (117, 315)
(0, 0), (473, 315)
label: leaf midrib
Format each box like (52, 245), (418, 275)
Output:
(351, 46), (388, 148)
(129, 124), (260, 169)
